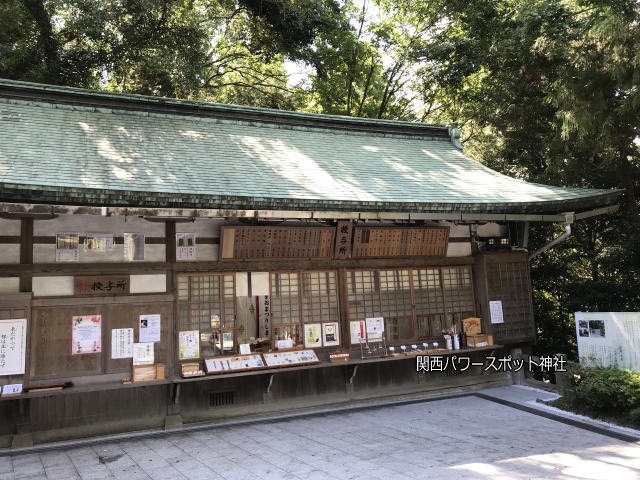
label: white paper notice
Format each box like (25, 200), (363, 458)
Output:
(1, 384), (22, 396)
(239, 343), (251, 355)
(178, 331), (200, 359)
(139, 314), (161, 343)
(0, 319), (27, 375)
(71, 315), (102, 355)
(56, 233), (80, 262)
(276, 339), (293, 350)
(490, 300), (504, 324)
(365, 317), (385, 339)
(111, 328), (134, 359)
(176, 233), (196, 260)
(85, 233), (114, 251)
(133, 342), (154, 365)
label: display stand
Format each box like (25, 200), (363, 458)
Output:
(262, 349), (320, 368)
(359, 337), (388, 359)
(204, 354), (267, 374)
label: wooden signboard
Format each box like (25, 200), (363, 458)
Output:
(75, 276), (130, 295)
(334, 221), (353, 259)
(352, 227), (449, 258)
(220, 226), (335, 260)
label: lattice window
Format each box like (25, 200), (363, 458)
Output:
(413, 268), (446, 338)
(379, 270), (413, 341)
(347, 266), (475, 342)
(271, 272), (301, 325)
(270, 270), (339, 346)
(176, 273), (236, 356)
(348, 270), (383, 321)
(301, 271), (339, 324)
(347, 269), (414, 342)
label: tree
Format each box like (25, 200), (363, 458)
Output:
(408, 0), (640, 357)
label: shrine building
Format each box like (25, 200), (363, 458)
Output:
(0, 79), (621, 446)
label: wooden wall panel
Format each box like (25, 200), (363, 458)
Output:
(30, 306), (102, 378)
(30, 299), (174, 379)
(220, 226), (335, 260)
(481, 252), (535, 343)
(353, 227), (449, 258)
(105, 302), (173, 373)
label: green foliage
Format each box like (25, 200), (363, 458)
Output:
(575, 367), (640, 411)
(628, 407), (640, 427)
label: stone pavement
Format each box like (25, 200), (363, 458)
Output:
(2, 387), (640, 480)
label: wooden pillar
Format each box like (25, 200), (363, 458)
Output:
(165, 220), (176, 292)
(19, 218), (33, 292)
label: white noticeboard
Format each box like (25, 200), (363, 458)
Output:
(133, 342), (155, 365)
(111, 328), (134, 359)
(489, 301), (504, 324)
(0, 319), (27, 375)
(139, 314), (161, 343)
(576, 312), (640, 370)
(365, 317), (385, 340)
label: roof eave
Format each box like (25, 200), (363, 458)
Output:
(0, 184), (623, 222)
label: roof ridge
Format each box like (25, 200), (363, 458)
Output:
(0, 78), (451, 139)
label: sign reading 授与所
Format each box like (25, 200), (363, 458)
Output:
(74, 276), (130, 295)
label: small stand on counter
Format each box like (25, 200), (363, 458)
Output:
(132, 364), (166, 383)
(328, 349), (350, 363)
(1, 383), (23, 398)
(181, 362), (205, 378)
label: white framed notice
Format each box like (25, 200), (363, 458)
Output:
(365, 317), (385, 340)
(179, 330), (200, 359)
(176, 233), (197, 260)
(139, 314), (161, 343)
(0, 318), (27, 375)
(133, 342), (154, 365)
(322, 322), (340, 347)
(56, 233), (80, 262)
(304, 323), (322, 348)
(111, 328), (134, 359)
(350, 321), (365, 344)
(489, 301), (504, 324)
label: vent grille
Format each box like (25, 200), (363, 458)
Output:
(209, 391), (235, 407)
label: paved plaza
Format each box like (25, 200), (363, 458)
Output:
(2, 388), (640, 480)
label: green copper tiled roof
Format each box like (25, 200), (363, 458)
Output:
(0, 80), (620, 214)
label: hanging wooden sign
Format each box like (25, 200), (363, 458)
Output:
(74, 276), (130, 295)
(220, 226), (334, 260)
(353, 226), (449, 258)
(334, 221), (353, 259)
